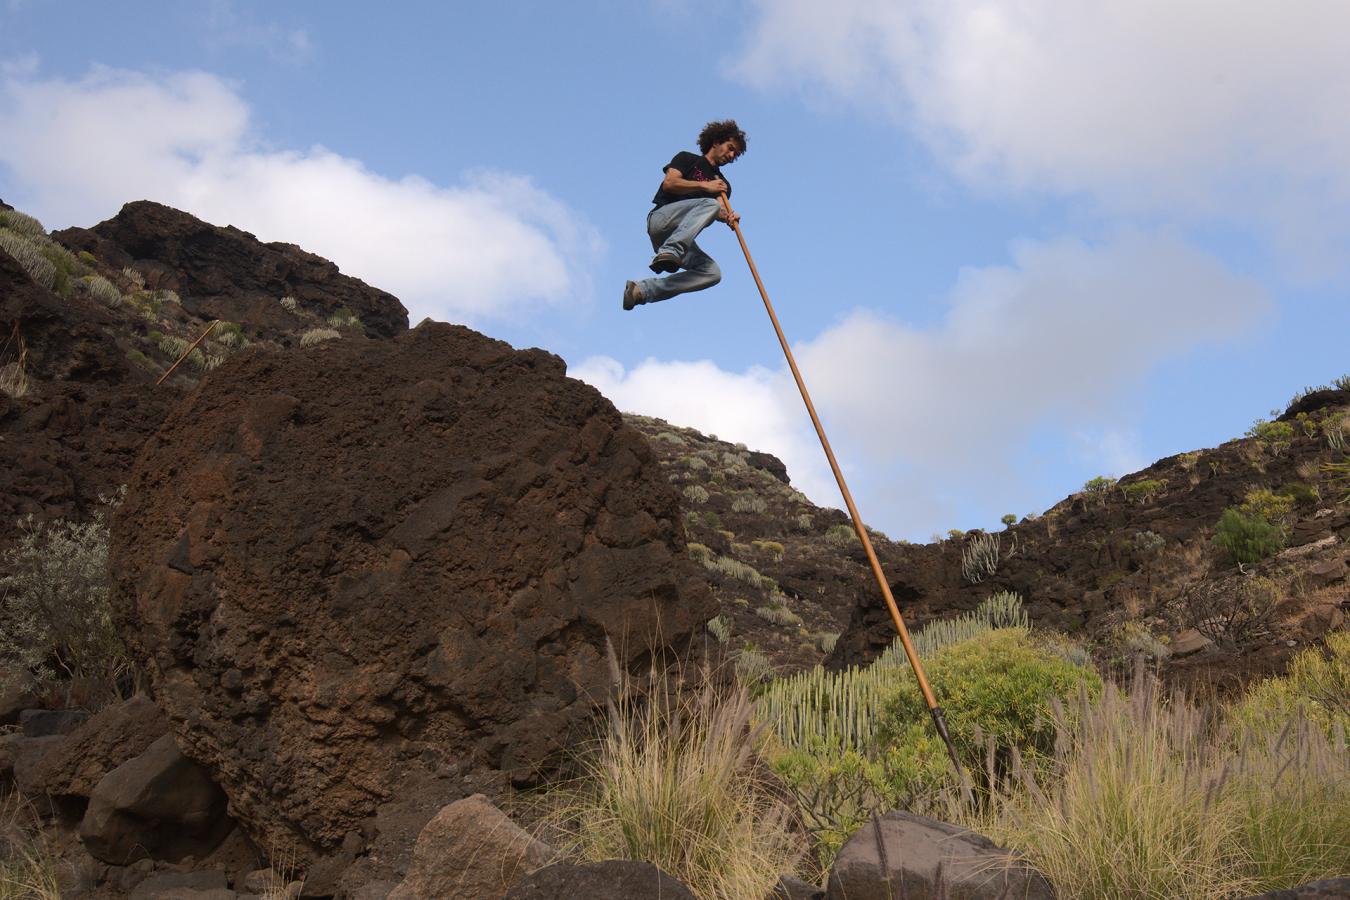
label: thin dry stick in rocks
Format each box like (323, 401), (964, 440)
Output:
(720, 194), (973, 802)
(156, 319), (219, 386)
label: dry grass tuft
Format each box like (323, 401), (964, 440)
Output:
(543, 654), (805, 899)
(952, 671), (1350, 900)
(0, 791), (61, 900)
(0, 352), (29, 399)
(299, 328), (340, 347)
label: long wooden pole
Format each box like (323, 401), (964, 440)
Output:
(156, 320), (219, 386)
(719, 195), (969, 790)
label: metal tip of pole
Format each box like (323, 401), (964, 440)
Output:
(929, 706), (975, 807)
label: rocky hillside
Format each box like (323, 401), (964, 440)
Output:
(1, 197), (1346, 897)
(5, 196), (1346, 695)
(624, 395), (1350, 697)
(1, 199), (406, 528)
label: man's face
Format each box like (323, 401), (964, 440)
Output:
(709, 139), (741, 165)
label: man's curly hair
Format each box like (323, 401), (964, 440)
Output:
(698, 119), (747, 158)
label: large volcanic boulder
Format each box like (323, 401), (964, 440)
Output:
(54, 201), (408, 341)
(109, 323), (712, 873)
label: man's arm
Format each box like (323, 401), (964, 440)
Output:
(659, 167), (728, 197)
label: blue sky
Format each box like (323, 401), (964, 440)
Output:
(2, 1), (1347, 541)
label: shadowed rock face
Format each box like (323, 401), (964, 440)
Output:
(54, 200), (409, 341)
(0, 244), (175, 524)
(109, 322), (713, 865)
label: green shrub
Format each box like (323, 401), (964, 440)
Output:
(876, 629), (1101, 787)
(1121, 478), (1166, 504)
(157, 334), (191, 359)
(750, 540), (783, 560)
(327, 306), (363, 330)
(721, 451), (748, 471)
(705, 555), (770, 589)
(1324, 458), (1350, 502)
(0, 208), (45, 236)
(960, 532), (999, 584)
(731, 494), (766, 514)
(38, 241), (82, 296)
(1000, 513), (1017, 529)
(824, 524), (858, 546)
(1132, 530), (1166, 554)
(682, 485), (709, 505)
(125, 349), (158, 372)
(734, 645), (772, 684)
(83, 274), (122, 308)
(213, 321), (248, 349)
(706, 615), (732, 644)
(77, 250), (97, 265)
(1228, 631), (1350, 738)
(155, 289), (181, 305)
(0, 496), (133, 702)
(1083, 475), (1116, 498)
(1246, 420), (1295, 455)
(1239, 487), (1294, 523)
(0, 229), (56, 290)
(762, 597), (1064, 869)
(1213, 508), (1284, 565)
(1276, 482), (1319, 506)
(755, 602), (802, 628)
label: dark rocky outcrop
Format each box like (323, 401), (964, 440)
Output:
(0, 246), (175, 524)
(504, 860), (697, 900)
(109, 323), (713, 876)
(54, 201), (408, 341)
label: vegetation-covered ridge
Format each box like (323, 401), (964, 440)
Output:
(627, 377), (1350, 700)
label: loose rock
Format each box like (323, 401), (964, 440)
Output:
(80, 734), (231, 864)
(825, 811), (1054, 900)
(386, 794), (553, 900)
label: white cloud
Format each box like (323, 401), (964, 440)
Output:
(0, 65), (602, 323)
(580, 231), (1268, 538)
(733, 1), (1350, 255)
(570, 355), (839, 506)
(204, 0), (315, 65)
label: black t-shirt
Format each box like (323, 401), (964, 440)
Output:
(651, 151), (731, 208)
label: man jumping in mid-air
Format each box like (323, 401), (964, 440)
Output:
(623, 119), (746, 311)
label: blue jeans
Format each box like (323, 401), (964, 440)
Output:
(636, 198), (722, 304)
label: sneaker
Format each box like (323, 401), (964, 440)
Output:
(622, 280), (643, 311)
(648, 251), (681, 274)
